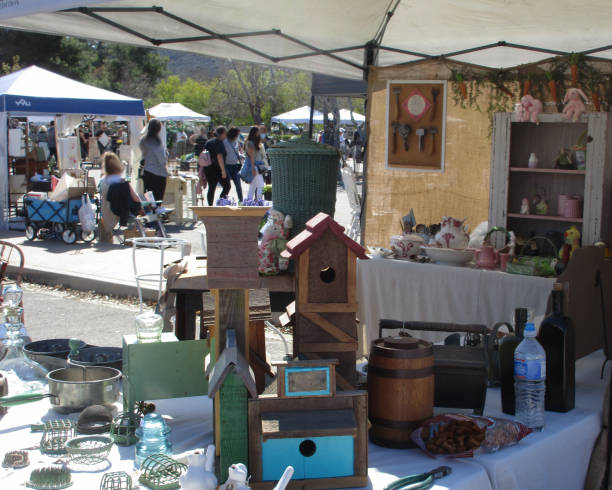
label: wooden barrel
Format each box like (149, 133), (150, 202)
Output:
(367, 337), (434, 448)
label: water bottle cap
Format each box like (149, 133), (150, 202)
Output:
(524, 322), (536, 337)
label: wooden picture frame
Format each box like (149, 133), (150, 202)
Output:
(275, 359), (338, 398)
(385, 80), (447, 172)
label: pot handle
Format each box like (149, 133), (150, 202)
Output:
(0, 392), (53, 407)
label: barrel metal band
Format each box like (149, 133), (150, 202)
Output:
(368, 365), (433, 379)
(369, 416), (427, 429)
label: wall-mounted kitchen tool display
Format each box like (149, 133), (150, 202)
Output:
(386, 80), (446, 171)
(416, 128), (426, 152)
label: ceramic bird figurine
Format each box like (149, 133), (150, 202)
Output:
(219, 463), (250, 490)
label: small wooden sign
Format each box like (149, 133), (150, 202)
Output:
(275, 359), (338, 398)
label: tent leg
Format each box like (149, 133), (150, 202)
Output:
(308, 95), (315, 139)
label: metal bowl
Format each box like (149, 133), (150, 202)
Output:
(70, 347), (123, 371)
(23, 339), (88, 371)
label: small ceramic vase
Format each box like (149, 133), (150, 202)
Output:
(528, 152), (539, 169)
(558, 194), (569, 216)
(180, 445), (217, 490)
(520, 198), (530, 215)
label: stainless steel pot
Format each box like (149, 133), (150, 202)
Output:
(0, 366), (121, 413)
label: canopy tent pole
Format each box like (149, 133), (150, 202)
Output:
(308, 96), (315, 139)
(0, 112), (7, 230)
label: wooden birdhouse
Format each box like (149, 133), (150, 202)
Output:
(281, 213), (368, 389)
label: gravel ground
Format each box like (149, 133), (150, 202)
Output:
(19, 282), (292, 360)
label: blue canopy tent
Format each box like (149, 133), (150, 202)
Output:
(0, 66), (146, 229)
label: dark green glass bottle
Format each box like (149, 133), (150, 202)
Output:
(500, 307), (528, 415)
(538, 283), (575, 412)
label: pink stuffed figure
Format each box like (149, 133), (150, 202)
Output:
(515, 94), (543, 123)
(258, 209), (292, 275)
(562, 88), (589, 121)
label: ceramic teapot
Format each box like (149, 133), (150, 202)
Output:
(434, 217), (469, 249)
(475, 244), (499, 269)
(390, 233), (424, 258)
(179, 444), (217, 490)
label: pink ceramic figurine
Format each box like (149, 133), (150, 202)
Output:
(515, 95), (543, 123)
(562, 88), (589, 121)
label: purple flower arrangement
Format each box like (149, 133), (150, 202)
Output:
(241, 198), (266, 206)
(215, 197), (237, 206)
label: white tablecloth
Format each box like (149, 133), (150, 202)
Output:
(357, 258), (555, 352)
(0, 352), (605, 490)
(472, 350), (606, 490)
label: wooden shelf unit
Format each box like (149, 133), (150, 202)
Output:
(507, 213), (583, 223)
(509, 167), (586, 175)
(489, 113), (612, 247)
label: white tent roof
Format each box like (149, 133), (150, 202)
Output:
(1, 1), (611, 79)
(271, 106), (323, 124)
(272, 106), (365, 125)
(0, 65), (144, 115)
(148, 102), (210, 122)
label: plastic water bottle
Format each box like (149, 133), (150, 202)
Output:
(514, 322), (546, 430)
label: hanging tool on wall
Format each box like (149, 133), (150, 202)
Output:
(398, 124), (412, 151)
(391, 122), (401, 154)
(416, 128), (426, 152)
(430, 87), (440, 122)
(393, 87), (402, 119)
(429, 127), (438, 156)
(384, 466), (451, 490)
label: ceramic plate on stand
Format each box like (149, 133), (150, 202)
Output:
(423, 247), (474, 266)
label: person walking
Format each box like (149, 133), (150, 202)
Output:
(223, 127), (244, 202)
(189, 126), (208, 157)
(139, 118), (169, 202)
(244, 126), (266, 200)
(37, 125), (49, 159)
(48, 121), (57, 162)
(203, 126), (231, 205)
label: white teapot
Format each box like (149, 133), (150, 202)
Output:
(179, 445), (217, 490)
(434, 217), (469, 249)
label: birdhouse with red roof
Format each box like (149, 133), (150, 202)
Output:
(281, 212), (368, 389)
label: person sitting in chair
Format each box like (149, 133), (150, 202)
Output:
(99, 152), (142, 242)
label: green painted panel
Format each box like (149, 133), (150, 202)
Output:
(123, 334), (209, 411)
(218, 371), (248, 482)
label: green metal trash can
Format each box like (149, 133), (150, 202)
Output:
(268, 138), (339, 236)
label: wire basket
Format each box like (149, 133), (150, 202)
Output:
(138, 453), (187, 490)
(110, 412), (141, 446)
(40, 421), (76, 456)
(64, 436), (113, 465)
(100, 471), (132, 490)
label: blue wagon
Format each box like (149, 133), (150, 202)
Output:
(24, 197), (97, 244)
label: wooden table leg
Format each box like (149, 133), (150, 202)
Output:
(175, 291), (202, 340)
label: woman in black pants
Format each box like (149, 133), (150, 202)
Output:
(139, 118), (168, 201)
(203, 127), (231, 205)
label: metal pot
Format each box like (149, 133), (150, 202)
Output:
(0, 366), (121, 413)
(23, 339), (88, 371)
(71, 347), (123, 371)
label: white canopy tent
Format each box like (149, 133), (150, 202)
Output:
(0, 65), (145, 230)
(0, 1), (611, 80)
(271, 106), (323, 124)
(148, 102), (210, 122)
(272, 106), (365, 125)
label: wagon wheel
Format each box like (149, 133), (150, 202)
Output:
(25, 225), (38, 241)
(62, 229), (77, 245)
(0, 240), (25, 288)
(80, 229), (96, 243)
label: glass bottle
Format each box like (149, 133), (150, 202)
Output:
(135, 311), (163, 343)
(135, 413), (172, 468)
(0, 303), (48, 394)
(537, 282), (575, 412)
(500, 307), (528, 415)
